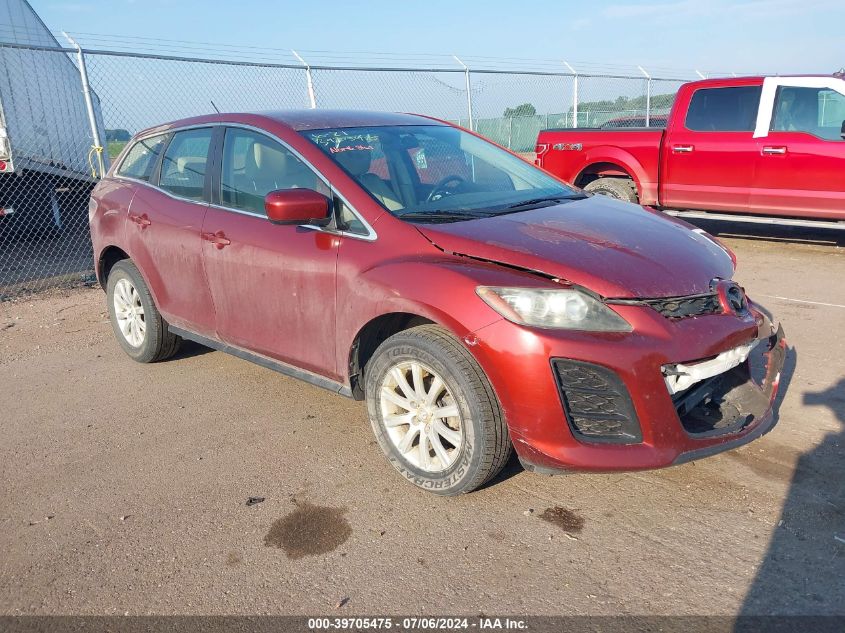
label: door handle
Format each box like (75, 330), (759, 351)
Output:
(129, 213), (151, 228)
(202, 230), (231, 249)
(762, 146), (787, 155)
(672, 145), (694, 153)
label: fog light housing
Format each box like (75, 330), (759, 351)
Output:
(552, 359), (642, 444)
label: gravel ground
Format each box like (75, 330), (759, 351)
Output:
(1, 220), (843, 616)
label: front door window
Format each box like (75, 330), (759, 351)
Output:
(771, 86), (845, 141)
(220, 128), (329, 214)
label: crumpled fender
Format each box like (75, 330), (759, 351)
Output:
(335, 254), (549, 386)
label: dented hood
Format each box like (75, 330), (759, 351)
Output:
(414, 196), (734, 299)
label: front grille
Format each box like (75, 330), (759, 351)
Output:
(643, 293), (722, 319)
(552, 359), (642, 444)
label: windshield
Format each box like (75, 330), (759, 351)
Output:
(302, 125), (581, 222)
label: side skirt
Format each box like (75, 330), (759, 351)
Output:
(662, 209), (845, 230)
(168, 326), (354, 398)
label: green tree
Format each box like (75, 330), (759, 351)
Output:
(569, 93), (677, 114)
(503, 103), (537, 118)
(105, 129), (131, 142)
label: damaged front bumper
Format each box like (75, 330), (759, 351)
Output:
(670, 321), (786, 465)
(467, 303), (788, 475)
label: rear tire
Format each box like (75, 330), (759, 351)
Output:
(584, 177), (639, 203)
(364, 325), (512, 495)
(106, 260), (181, 363)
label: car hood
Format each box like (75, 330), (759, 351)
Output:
(413, 196), (734, 299)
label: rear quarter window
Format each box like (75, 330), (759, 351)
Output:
(116, 135), (166, 181)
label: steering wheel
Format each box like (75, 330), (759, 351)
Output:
(426, 175), (466, 202)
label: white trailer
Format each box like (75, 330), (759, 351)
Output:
(0, 0), (107, 232)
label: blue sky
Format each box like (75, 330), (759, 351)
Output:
(31, 0), (844, 75)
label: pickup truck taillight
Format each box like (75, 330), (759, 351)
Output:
(534, 143), (550, 167)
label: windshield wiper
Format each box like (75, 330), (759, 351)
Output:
(397, 209), (491, 223)
(396, 194), (587, 223)
(503, 194), (586, 210)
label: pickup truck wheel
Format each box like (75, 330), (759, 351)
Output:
(584, 177), (639, 203)
(365, 325), (512, 495)
(106, 260), (181, 363)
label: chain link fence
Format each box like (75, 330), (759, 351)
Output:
(0, 42), (697, 297)
(0, 44), (102, 297)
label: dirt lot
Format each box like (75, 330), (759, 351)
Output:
(1, 220), (843, 616)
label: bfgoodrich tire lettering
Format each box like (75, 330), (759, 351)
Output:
(365, 325), (512, 495)
(106, 260), (181, 363)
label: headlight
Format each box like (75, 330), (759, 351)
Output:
(476, 286), (632, 332)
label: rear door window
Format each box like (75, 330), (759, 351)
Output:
(685, 86), (762, 132)
(116, 134), (166, 181)
(158, 128), (213, 201)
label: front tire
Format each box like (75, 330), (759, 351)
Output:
(106, 260), (181, 363)
(364, 325), (512, 495)
(584, 177), (639, 203)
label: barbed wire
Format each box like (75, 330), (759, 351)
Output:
(0, 25), (753, 78)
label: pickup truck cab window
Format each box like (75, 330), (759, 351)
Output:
(220, 127), (329, 215)
(116, 134), (166, 182)
(771, 86), (845, 141)
(685, 86), (762, 132)
(158, 128), (213, 201)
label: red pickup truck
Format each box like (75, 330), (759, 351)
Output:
(535, 75), (845, 223)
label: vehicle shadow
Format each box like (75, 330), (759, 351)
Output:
(171, 339), (214, 361)
(737, 368), (845, 624)
(481, 451), (525, 490)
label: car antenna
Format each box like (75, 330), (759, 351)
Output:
(210, 100), (220, 114)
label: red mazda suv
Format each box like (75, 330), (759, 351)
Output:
(89, 110), (786, 495)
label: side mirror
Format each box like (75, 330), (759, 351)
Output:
(841, 120), (845, 140)
(264, 189), (331, 225)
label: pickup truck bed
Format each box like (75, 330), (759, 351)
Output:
(537, 128), (664, 206)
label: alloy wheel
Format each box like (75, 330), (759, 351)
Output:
(379, 361), (464, 473)
(113, 278), (146, 347)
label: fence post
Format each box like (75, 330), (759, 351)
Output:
(507, 116), (513, 149)
(292, 50), (317, 109)
(63, 32), (105, 178)
(638, 65), (651, 127)
(453, 56), (474, 131)
(563, 61), (578, 128)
